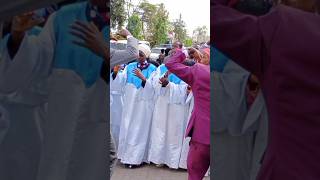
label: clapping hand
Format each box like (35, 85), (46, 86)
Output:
(159, 76), (169, 87)
(11, 12), (45, 34)
(133, 68), (146, 81)
(70, 21), (109, 60)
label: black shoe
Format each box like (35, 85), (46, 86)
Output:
(125, 164), (137, 169)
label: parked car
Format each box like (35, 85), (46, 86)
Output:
(158, 44), (173, 49)
(149, 47), (165, 61)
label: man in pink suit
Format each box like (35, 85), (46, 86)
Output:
(213, 0), (320, 179)
(165, 48), (210, 180)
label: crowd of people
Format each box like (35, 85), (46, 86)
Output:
(110, 40), (210, 177)
(0, 1), (211, 180)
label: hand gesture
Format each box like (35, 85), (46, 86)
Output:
(70, 21), (109, 59)
(113, 65), (121, 73)
(133, 68), (146, 81)
(159, 76), (169, 87)
(118, 29), (132, 38)
(11, 12), (44, 34)
(187, 85), (192, 94)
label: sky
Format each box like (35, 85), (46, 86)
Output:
(130, 0), (210, 36)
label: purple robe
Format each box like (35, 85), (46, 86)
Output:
(213, 1), (320, 179)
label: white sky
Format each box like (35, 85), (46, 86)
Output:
(130, 0), (210, 36)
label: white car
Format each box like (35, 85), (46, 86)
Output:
(149, 47), (164, 61)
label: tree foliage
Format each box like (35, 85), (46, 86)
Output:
(111, 0), (126, 30)
(172, 14), (187, 42)
(193, 26), (209, 43)
(150, 3), (169, 46)
(127, 13), (143, 40)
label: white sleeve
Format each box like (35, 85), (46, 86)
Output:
(0, 13), (56, 94)
(168, 81), (188, 104)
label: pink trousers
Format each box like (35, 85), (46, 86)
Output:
(187, 140), (210, 180)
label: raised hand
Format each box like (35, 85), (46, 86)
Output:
(70, 21), (109, 60)
(113, 65), (121, 73)
(159, 76), (169, 87)
(11, 12), (45, 34)
(133, 68), (146, 81)
(118, 29), (132, 38)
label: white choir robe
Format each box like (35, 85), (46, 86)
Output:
(110, 70), (125, 149)
(1, 3), (108, 180)
(0, 105), (9, 145)
(243, 91), (268, 180)
(117, 62), (157, 165)
(178, 92), (194, 169)
(0, 34), (48, 180)
(176, 92), (210, 176)
(148, 68), (188, 169)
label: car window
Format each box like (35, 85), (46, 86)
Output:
(151, 49), (162, 54)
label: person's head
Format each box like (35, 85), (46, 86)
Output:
(183, 59), (196, 67)
(188, 48), (196, 59)
(199, 48), (210, 65)
(90, 0), (108, 10)
(161, 49), (165, 54)
(173, 41), (183, 49)
(276, 0), (319, 12)
(165, 48), (171, 56)
(138, 44), (151, 63)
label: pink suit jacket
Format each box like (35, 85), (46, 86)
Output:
(165, 51), (210, 145)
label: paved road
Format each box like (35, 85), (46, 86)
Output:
(111, 162), (210, 180)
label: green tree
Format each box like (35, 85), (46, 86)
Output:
(138, 1), (157, 39)
(111, 0), (127, 30)
(127, 13), (143, 40)
(150, 3), (169, 46)
(192, 26), (208, 43)
(172, 14), (187, 42)
(184, 38), (193, 47)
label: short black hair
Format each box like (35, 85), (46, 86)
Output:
(183, 60), (196, 67)
(235, 0), (273, 16)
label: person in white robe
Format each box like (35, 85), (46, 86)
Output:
(0, 25), (48, 180)
(245, 90), (268, 180)
(179, 90), (194, 169)
(110, 65), (125, 149)
(1, 1), (137, 180)
(148, 64), (188, 169)
(116, 44), (157, 168)
(212, 47), (268, 180)
(0, 105), (9, 146)
(212, 57), (253, 180)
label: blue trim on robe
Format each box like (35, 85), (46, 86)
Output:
(52, 2), (108, 87)
(212, 46), (229, 72)
(126, 62), (157, 89)
(159, 64), (182, 84)
(27, 26), (42, 36)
